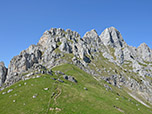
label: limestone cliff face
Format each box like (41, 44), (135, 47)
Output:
(1, 26), (152, 105)
(100, 27), (126, 48)
(7, 45), (42, 79)
(137, 43), (152, 62)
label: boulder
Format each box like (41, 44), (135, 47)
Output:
(63, 75), (68, 80)
(57, 79), (64, 83)
(63, 75), (77, 83)
(68, 76), (77, 83)
(84, 87), (88, 90)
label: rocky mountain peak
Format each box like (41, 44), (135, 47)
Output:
(83, 29), (98, 38)
(1, 27), (152, 106)
(138, 43), (150, 49)
(83, 29), (102, 47)
(137, 43), (152, 62)
(100, 27), (126, 48)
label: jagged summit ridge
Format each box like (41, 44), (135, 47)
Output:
(1, 26), (152, 106)
(38, 28), (80, 48)
(3, 26), (152, 80)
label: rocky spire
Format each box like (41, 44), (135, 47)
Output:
(83, 29), (98, 39)
(83, 29), (102, 44)
(137, 43), (152, 62)
(100, 27), (126, 48)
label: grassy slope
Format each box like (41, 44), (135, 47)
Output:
(0, 64), (152, 114)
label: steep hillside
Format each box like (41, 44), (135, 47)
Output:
(0, 64), (152, 114)
(0, 27), (152, 113)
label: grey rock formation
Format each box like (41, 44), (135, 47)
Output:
(99, 27), (127, 64)
(59, 38), (72, 53)
(63, 75), (77, 83)
(100, 27), (126, 47)
(100, 27), (126, 48)
(137, 43), (152, 62)
(1, 26), (152, 106)
(0, 62), (7, 86)
(58, 79), (64, 83)
(7, 45), (42, 79)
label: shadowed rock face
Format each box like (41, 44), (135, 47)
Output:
(7, 45), (42, 79)
(0, 62), (7, 86)
(1, 26), (152, 105)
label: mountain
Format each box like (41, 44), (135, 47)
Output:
(0, 27), (152, 114)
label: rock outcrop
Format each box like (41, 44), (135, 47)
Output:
(7, 45), (42, 80)
(0, 62), (7, 86)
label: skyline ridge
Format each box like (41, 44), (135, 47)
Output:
(1, 26), (152, 68)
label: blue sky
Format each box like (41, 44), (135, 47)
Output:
(0, 0), (152, 67)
